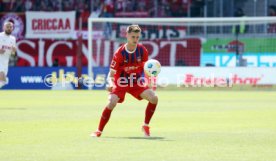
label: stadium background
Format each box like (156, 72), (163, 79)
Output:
(0, 0), (276, 89)
(1, 1), (276, 161)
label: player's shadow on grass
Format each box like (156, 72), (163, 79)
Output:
(106, 136), (173, 141)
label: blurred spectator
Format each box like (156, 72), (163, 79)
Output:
(39, 0), (49, 11)
(125, 0), (134, 12)
(79, 4), (90, 29)
(76, 1), (90, 28)
(62, 0), (75, 11)
(90, 6), (101, 18)
(89, 3), (103, 31)
(102, 0), (114, 16)
(0, 0), (156, 18)
(101, 0), (114, 39)
(190, 0), (205, 17)
(1, 0), (270, 20)
(232, 8), (247, 34)
(24, 0), (34, 11)
(76, 2), (84, 22)
(182, 0), (191, 16)
(136, 0), (147, 12)
(12, 0), (25, 12)
(115, 0), (125, 12)
(268, 5), (276, 33)
(50, 0), (62, 11)
(170, 0), (183, 17)
(158, 0), (171, 17)
(1, 0), (14, 12)
(32, 0), (40, 11)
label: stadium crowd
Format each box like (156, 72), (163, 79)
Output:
(0, 0), (275, 32)
(0, 0), (192, 17)
(1, 0), (276, 18)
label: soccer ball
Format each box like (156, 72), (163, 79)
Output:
(144, 59), (161, 77)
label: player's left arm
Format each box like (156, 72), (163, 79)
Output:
(0, 39), (5, 54)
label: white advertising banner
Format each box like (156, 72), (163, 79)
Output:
(26, 11), (76, 39)
(157, 67), (276, 86)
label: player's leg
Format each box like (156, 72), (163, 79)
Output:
(140, 89), (158, 125)
(0, 71), (7, 88)
(98, 94), (120, 131)
(140, 89), (158, 137)
(92, 94), (120, 137)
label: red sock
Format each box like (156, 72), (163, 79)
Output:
(98, 107), (112, 132)
(144, 102), (157, 125)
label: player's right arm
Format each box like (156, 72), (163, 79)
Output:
(106, 48), (123, 92)
(106, 69), (115, 92)
(0, 35), (3, 54)
(0, 40), (5, 54)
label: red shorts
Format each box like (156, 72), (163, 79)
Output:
(111, 83), (149, 103)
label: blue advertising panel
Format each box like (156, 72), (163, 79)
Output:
(3, 67), (109, 90)
(201, 53), (276, 67)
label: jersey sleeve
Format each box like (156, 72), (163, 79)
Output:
(110, 50), (122, 71)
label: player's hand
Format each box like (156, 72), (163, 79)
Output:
(106, 82), (113, 92)
(106, 86), (113, 92)
(11, 46), (16, 54)
(0, 49), (5, 54)
(106, 77), (114, 92)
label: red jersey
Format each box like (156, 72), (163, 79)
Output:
(110, 44), (149, 84)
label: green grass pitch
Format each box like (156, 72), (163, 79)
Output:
(0, 90), (276, 161)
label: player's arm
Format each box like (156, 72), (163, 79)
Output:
(106, 69), (115, 92)
(11, 38), (16, 55)
(106, 50), (122, 92)
(11, 46), (16, 55)
(0, 42), (5, 54)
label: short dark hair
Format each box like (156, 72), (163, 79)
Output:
(126, 25), (141, 33)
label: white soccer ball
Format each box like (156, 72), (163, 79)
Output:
(144, 59), (161, 77)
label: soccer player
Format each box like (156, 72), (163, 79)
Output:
(91, 25), (158, 137)
(0, 22), (16, 89)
